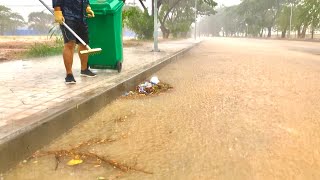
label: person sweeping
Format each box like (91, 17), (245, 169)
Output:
(53, 0), (97, 84)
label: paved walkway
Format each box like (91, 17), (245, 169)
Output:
(0, 39), (197, 141)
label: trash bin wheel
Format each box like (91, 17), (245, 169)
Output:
(117, 62), (122, 73)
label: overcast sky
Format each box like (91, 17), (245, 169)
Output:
(0, 0), (241, 21)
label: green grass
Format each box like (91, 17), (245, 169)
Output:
(24, 38), (64, 58)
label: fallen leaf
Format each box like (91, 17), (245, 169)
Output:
(67, 159), (83, 166)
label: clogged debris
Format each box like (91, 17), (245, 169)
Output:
(123, 76), (173, 98)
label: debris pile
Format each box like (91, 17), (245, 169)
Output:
(123, 76), (173, 98)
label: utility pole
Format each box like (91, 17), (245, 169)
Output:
(289, 2), (293, 38)
(246, 23), (248, 37)
(194, 0), (197, 40)
(153, 0), (159, 52)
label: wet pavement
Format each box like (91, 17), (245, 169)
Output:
(3, 38), (320, 179)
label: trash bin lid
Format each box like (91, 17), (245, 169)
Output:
(90, 0), (124, 15)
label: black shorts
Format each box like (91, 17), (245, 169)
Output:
(60, 19), (89, 44)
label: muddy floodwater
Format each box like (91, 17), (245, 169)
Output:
(4, 38), (320, 179)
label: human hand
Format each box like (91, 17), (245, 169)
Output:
(86, 6), (95, 18)
(54, 10), (64, 24)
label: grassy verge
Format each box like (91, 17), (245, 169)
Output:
(23, 38), (64, 58)
(23, 38), (146, 58)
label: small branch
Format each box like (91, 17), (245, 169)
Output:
(138, 0), (148, 12)
(85, 152), (153, 174)
(54, 155), (60, 170)
(69, 138), (116, 151)
(162, 0), (182, 24)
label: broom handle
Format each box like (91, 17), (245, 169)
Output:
(39, 0), (90, 49)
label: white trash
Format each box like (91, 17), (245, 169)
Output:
(150, 76), (160, 84)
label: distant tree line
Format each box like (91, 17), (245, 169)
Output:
(199, 0), (320, 39)
(0, 5), (53, 35)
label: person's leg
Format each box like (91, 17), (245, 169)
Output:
(77, 21), (96, 77)
(63, 41), (76, 75)
(60, 19), (78, 76)
(78, 45), (96, 77)
(78, 44), (88, 71)
(60, 19), (79, 83)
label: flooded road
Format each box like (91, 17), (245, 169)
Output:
(4, 38), (320, 179)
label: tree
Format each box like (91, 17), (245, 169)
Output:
(123, 6), (153, 39)
(200, 7), (226, 37)
(158, 0), (217, 38)
(28, 12), (53, 35)
(275, 5), (291, 38)
(135, 0), (217, 38)
(165, 2), (195, 38)
(296, 0), (320, 38)
(0, 5), (25, 35)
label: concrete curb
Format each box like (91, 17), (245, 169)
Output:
(0, 42), (198, 173)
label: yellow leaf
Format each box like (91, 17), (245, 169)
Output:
(67, 159), (83, 166)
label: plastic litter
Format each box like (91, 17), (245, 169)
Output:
(138, 84), (147, 94)
(150, 76), (160, 84)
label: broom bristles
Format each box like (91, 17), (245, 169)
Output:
(80, 48), (102, 55)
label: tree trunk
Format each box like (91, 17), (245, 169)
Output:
(281, 29), (286, 38)
(259, 29), (263, 37)
(0, 25), (4, 35)
(301, 25), (307, 38)
(152, 0), (154, 17)
(267, 27), (272, 38)
(297, 26), (301, 38)
(160, 25), (170, 39)
(158, 0), (181, 39)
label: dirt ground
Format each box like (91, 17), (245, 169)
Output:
(0, 36), (53, 60)
(4, 38), (320, 179)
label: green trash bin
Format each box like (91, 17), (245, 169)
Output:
(87, 0), (124, 72)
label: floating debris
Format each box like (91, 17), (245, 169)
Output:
(123, 76), (173, 98)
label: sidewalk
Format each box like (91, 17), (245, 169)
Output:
(0, 39), (198, 172)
